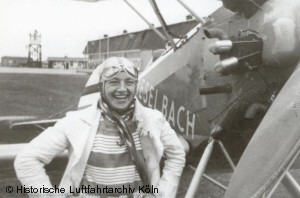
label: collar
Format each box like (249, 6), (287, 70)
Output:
(66, 102), (100, 126)
(70, 98), (151, 137)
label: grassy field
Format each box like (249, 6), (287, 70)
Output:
(0, 73), (89, 118)
(0, 72), (89, 144)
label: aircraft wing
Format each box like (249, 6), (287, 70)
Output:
(10, 119), (59, 130)
(224, 61), (300, 198)
(0, 143), (68, 161)
(0, 144), (30, 160)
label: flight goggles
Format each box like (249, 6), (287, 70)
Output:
(101, 64), (138, 81)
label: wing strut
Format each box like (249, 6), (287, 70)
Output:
(76, 0), (169, 45)
(122, 0), (169, 44)
(177, 0), (207, 25)
(148, 0), (176, 50)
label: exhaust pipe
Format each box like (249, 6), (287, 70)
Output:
(199, 84), (232, 95)
(208, 40), (233, 54)
(204, 28), (229, 40)
(214, 57), (239, 73)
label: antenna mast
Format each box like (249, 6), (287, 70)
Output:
(28, 30), (42, 67)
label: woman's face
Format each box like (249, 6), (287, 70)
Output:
(104, 72), (136, 111)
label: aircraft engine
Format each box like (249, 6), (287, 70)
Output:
(222, 0), (300, 69)
(199, 0), (300, 155)
(205, 29), (263, 75)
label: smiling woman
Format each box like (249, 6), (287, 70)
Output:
(14, 57), (186, 198)
(99, 57), (138, 112)
(104, 73), (137, 111)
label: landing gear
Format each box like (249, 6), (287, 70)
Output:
(185, 127), (235, 198)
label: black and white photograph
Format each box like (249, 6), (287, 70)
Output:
(1, 0), (300, 197)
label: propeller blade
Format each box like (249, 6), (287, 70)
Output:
(224, 61), (300, 198)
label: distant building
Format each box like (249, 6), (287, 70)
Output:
(83, 20), (199, 71)
(1, 56), (28, 67)
(47, 57), (87, 69)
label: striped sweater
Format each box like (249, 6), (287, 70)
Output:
(81, 119), (144, 197)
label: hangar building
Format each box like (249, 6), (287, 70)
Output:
(83, 19), (199, 71)
(1, 56), (28, 67)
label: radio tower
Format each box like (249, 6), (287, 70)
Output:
(27, 30), (42, 67)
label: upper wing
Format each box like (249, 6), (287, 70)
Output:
(75, 0), (105, 2)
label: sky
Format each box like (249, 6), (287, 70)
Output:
(0, 0), (222, 60)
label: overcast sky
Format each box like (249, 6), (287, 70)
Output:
(0, 0), (222, 60)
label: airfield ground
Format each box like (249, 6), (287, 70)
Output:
(0, 68), (300, 197)
(0, 68), (89, 118)
(1, 160), (300, 198)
